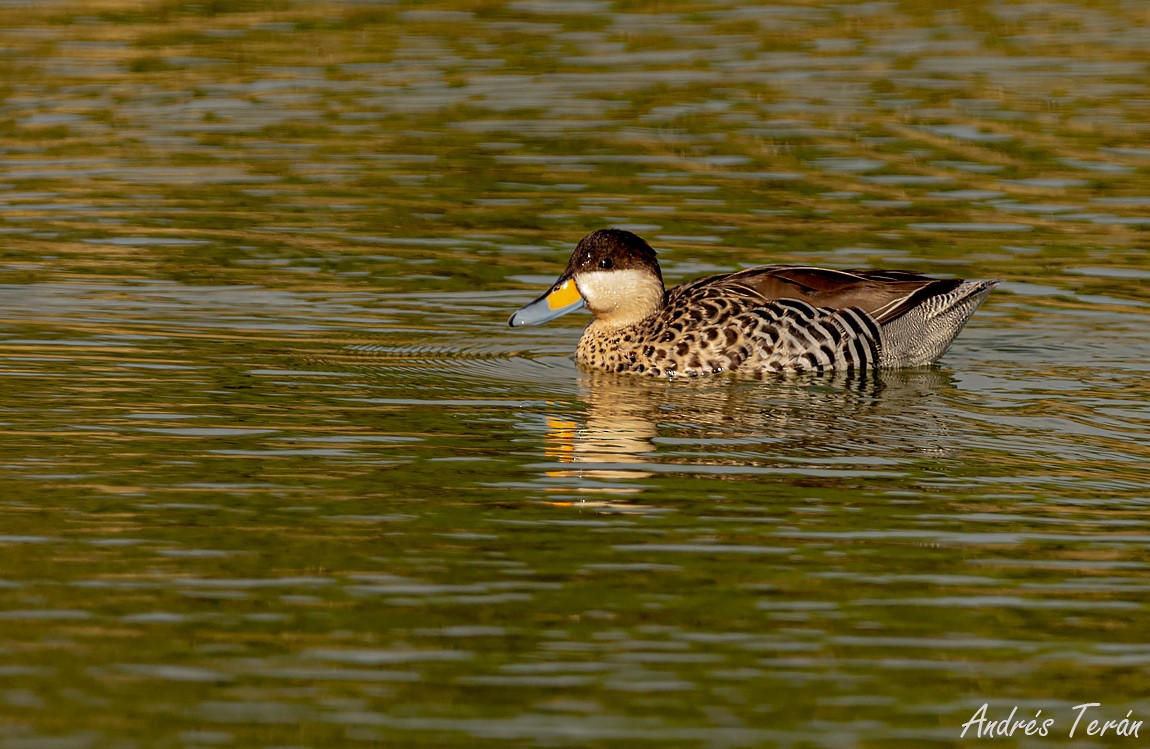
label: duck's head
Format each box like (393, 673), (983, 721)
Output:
(509, 229), (665, 329)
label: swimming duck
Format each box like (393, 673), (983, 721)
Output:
(509, 229), (997, 377)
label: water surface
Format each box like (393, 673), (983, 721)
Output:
(0, 1), (1147, 747)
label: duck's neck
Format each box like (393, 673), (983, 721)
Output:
(576, 270), (665, 329)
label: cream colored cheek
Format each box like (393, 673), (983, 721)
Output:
(575, 270), (645, 309)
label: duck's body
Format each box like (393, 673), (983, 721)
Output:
(510, 229), (997, 378)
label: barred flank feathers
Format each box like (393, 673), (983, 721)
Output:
(747, 300), (883, 372)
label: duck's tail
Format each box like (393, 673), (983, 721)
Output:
(879, 279), (999, 367)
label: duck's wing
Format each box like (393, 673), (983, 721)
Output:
(682, 265), (964, 325)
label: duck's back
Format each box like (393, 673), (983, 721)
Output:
(674, 264), (965, 324)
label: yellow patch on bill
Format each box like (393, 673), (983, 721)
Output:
(546, 278), (581, 310)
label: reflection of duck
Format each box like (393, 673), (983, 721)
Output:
(510, 229), (997, 377)
(541, 377), (661, 491)
(542, 367), (961, 499)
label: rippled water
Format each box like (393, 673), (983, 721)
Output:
(0, 1), (1148, 747)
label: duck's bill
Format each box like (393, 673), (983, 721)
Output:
(508, 276), (585, 327)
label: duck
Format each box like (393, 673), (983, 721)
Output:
(509, 229), (998, 378)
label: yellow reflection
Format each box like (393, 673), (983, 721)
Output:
(543, 417), (578, 462)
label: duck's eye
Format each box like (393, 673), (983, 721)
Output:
(598, 257), (613, 269)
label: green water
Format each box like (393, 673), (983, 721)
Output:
(0, 1), (1147, 747)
